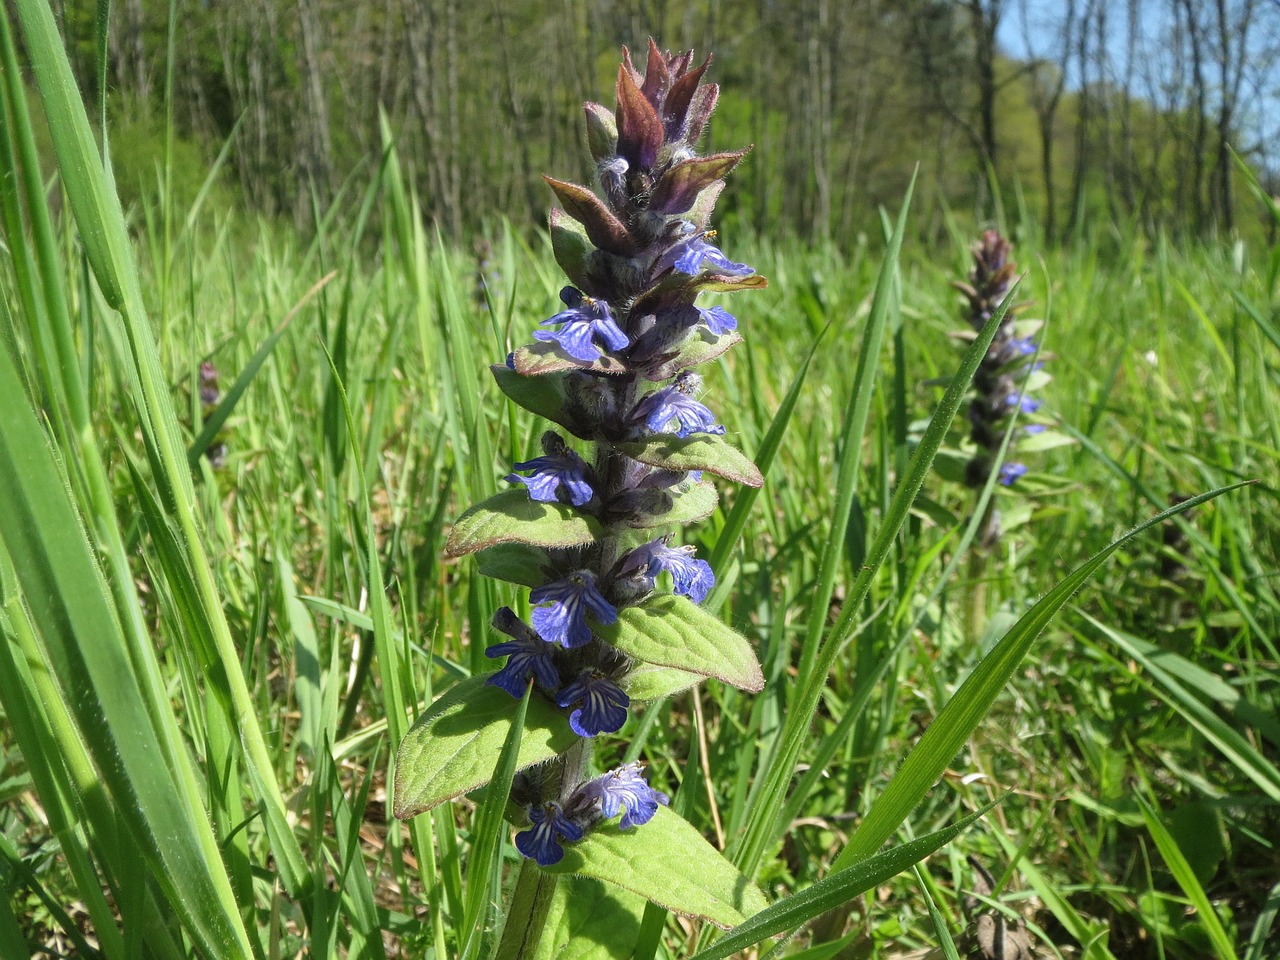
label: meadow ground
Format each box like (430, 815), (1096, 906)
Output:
(1, 21), (1278, 959)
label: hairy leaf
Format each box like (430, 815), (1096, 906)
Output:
(394, 678), (576, 819)
(599, 595), (763, 692)
(547, 807), (767, 929)
(616, 434), (763, 488)
(445, 490), (605, 558)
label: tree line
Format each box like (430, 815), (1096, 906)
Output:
(53, 0), (1280, 243)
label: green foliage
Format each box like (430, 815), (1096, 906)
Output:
(2, 6), (1279, 957)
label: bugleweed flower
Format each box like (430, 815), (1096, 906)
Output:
(556, 669), (630, 737)
(631, 372), (726, 438)
(506, 431), (595, 506)
(396, 41), (768, 884)
(534, 287), (629, 363)
(951, 230), (1054, 544)
(530, 571), (618, 649)
(515, 801), (585, 867)
(198, 360), (228, 468)
(619, 537), (715, 603)
(579, 762), (670, 829)
(484, 607), (561, 697)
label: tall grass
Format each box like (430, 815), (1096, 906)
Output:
(1, 4), (1277, 958)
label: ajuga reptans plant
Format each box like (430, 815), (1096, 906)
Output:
(393, 40), (770, 943)
(952, 231), (1056, 546)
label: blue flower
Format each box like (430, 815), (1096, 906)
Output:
(696, 303), (737, 335)
(631, 374), (725, 438)
(533, 287), (630, 363)
(506, 435), (594, 506)
(581, 763), (669, 829)
(1008, 336), (1037, 356)
(484, 607), (560, 698)
(1005, 393), (1041, 414)
(556, 670), (630, 737)
(998, 462), (1027, 486)
(620, 538), (715, 603)
(515, 801), (585, 866)
(530, 570), (617, 648)
(663, 237), (754, 278)
(1023, 423), (1046, 435)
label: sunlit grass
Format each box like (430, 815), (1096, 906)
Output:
(1, 4), (1278, 958)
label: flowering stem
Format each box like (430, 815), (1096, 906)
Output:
(494, 860), (561, 960)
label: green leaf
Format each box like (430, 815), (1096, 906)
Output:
(648, 330), (742, 380)
(445, 490), (606, 558)
(532, 876), (648, 960)
(546, 807), (767, 929)
(187, 277), (327, 467)
(691, 802), (1000, 960)
(490, 364), (577, 434)
(1139, 795), (1239, 960)
(599, 595), (763, 692)
(830, 484), (1244, 874)
(514, 341), (628, 377)
(461, 684), (532, 960)
(1015, 428), (1075, 453)
(476, 542), (552, 588)
(393, 677), (576, 819)
(622, 663), (704, 701)
(549, 208), (594, 291)
(627, 479), (719, 530)
(616, 434), (763, 488)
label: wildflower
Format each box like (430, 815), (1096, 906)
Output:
(620, 538), (715, 603)
(1004, 393), (1042, 415)
(663, 236), (753, 278)
(580, 763), (669, 829)
(631, 372), (724, 438)
(530, 570), (618, 649)
(696, 303), (737, 335)
(515, 801), (585, 867)
(485, 607), (561, 698)
(506, 433), (595, 506)
(998, 462), (1027, 486)
(533, 287), (630, 363)
(556, 669), (630, 737)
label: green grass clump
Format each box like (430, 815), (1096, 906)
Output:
(0, 6), (1277, 959)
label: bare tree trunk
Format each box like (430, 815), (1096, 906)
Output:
(965, 0), (1002, 183)
(1211, 0), (1258, 232)
(110, 0), (150, 102)
(295, 0), (334, 226)
(1020, 0), (1073, 242)
(1066, 0), (1098, 237)
(1179, 0), (1209, 233)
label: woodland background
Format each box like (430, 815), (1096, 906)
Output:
(53, 0), (1280, 244)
